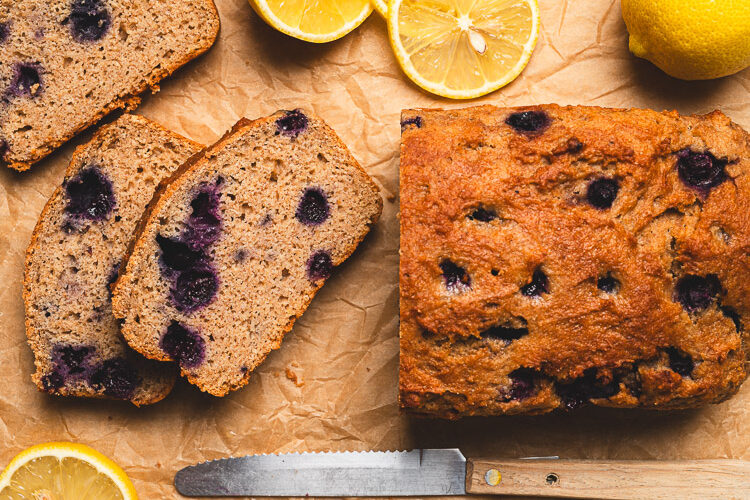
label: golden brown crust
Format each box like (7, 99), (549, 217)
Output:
(113, 110), (382, 396)
(399, 104), (750, 418)
(23, 113), (202, 405)
(4, 0), (220, 171)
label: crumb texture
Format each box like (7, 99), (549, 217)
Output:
(113, 109), (382, 396)
(24, 114), (202, 405)
(0, 0), (219, 169)
(399, 104), (750, 418)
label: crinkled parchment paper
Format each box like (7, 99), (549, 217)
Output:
(1, 0), (749, 498)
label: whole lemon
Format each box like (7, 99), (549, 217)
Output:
(622, 0), (750, 80)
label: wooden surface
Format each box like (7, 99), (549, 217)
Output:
(466, 458), (750, 499)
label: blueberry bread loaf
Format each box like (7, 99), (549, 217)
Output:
(112, 109), (382, 396)
(24, 114), (203, 405)
(0, 0), (219, 171)
(399, 104), (750, 418)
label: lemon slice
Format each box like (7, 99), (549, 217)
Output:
(372, 0), (388, 17)
(249, 0), (373, 43)
(388, 0), (540, 99)
(0, 442), (138, 500)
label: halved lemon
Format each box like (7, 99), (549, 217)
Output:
(372, 0), (388, 17)
(388, 0), (540, 99)
(249, 0), (374, 43)
(0, 442), (138, 500)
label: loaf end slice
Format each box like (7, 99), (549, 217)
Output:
(0, 0), (220, 171)
(399, 104), (750, 418)
(24, 113), (204, 405)
(112, 109), (382, 396)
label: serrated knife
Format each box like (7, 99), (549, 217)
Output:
(175, 449), (750, 499)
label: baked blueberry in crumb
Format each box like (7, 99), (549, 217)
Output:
(468, 206), (497, 222)
(185, 186), (222, 249)
(666, 347), (694, 376)
(64, 166), (115, 220)
(160, 321), (205, 368)
(106, 261), (121, 299)
(676, 149), (728, 194)
(8, 63), (43, 97)
(586, 178), (619, 209)
(307, 250), (333, 281)
(481, 324), (529, 342)
(156, 235), (204, 272)
(53, 344), (93, 376)
(296, 187), (330, 226)
(440, 259), (471, 292)
(400, 116), (423, 130)
(0, 22), (9, 43)
(505, 111), (550, 133)
(69, 0), (111, 42)
(508, 368), (537, 401)
(276, 109), (308, 137)
(674, 274), (721, 313)
(42, 372), (65, 391)
(597, 274), (620, 294)
(89, 358), (139, 399)
(172, 268), (219, 312)
(521, 269), (548, 297)
(556, 368), (619, 410)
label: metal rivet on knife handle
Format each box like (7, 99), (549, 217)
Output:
(484, 468), (501, 486)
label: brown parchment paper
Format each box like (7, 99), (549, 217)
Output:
(2, 0), (750, 498)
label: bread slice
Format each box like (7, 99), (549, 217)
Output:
(24, 113), (204, 405)
(112, 109), (382, 396)
(0, 0), (219, 171)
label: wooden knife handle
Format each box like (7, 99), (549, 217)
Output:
(466, 458), (750, 499)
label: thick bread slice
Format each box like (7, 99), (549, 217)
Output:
(0, 0), (220, 171)
(112, 109), (382, 396)
(24, 113), (204, 406)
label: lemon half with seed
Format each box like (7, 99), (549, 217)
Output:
(249, 0), (373, 43)
(388, 0), (540, 99)
(0, 442), (138, 500)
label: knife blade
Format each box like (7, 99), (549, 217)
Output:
(175, 449), (750, 499)
(175, 448), (466, 497)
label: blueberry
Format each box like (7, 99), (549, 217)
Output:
(156, 235), (205, 272)
(439, 259), (471, 292)
(307, 250), (333, 281)
(8, 63), (43, 98)
(0, 22), (9, 43)
(505, 111), (550, 134)
(597, 274), (620, 294)
(172, 268), (219, 312)
(42, 371), (65, 391)
(468, 206), (497, 222)
(400, 116), (423, 130)
(89, 358), (139, 399)
(106, 261), (121, 299)
(64, 166), (115, 220)
(481, 324), (529, 342)
(69, 0), (111, 42)
(521, 269), (548, 297)
(276, 109), (308, 137)
(674, 274), (721, 313)
(586, 178), (619, 209)
(556, 368), (620, 410)
(676, 149), (727, 194)
(184, 186), (222, 249)
(296, 187), (330, 226)
(52, 344), (93, 376)
(508, 368), (538, 401)
(160, 321), (205, 368)
(666, 347), (694, 377)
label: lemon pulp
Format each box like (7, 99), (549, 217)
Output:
(388, 0), (539, 99)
